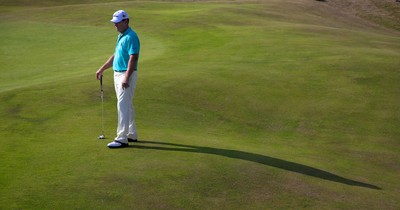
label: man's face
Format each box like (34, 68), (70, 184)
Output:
(114, 19), (128, 33)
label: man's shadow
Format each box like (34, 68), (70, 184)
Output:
(131, 140), (381, 190)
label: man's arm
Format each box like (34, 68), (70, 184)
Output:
(121, 54), (138, 89)
(96, 54), (114, 80)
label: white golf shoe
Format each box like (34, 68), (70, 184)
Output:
(107, 140), (128, 148)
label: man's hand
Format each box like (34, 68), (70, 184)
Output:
(96, 70), (103, 80)
(122, 77), (130, 89)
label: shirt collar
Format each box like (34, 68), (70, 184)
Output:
(119, 27), (132, 37)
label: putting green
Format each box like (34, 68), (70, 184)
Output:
(1, 1), (400, 209)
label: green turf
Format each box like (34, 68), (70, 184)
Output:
(1, 0), (400, 209)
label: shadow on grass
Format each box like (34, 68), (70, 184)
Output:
(131, 140), (381, 190)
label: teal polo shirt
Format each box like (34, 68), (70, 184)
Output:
(113, 27), (140, 71)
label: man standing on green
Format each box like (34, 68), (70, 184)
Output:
(96, 10), (140, 148)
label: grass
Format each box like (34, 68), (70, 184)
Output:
(326, 0), (400, 31)
(1, 0), (400, 209)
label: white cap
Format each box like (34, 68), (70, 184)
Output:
(110, 10), (129, 23)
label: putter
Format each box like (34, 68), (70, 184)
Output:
(98, 75), (106, 139)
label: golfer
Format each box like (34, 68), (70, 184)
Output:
(96, 10), (140, 148)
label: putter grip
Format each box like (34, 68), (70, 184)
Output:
(100, 75), (103, 91)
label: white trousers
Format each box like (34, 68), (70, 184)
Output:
(114, 71), (138, 143)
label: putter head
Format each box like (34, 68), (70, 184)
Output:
(98, 135), (106, 139)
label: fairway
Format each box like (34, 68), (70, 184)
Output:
(1, 0), (400, 209)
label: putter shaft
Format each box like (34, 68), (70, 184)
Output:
(100, 75), (105, 138)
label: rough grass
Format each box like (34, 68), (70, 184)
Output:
(326, 0), (400, 31)
(1, 0), (400, 209)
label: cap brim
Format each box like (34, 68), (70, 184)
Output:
(110, 17), (122, 23)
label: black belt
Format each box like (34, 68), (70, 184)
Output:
(114, 69), (137, 72)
